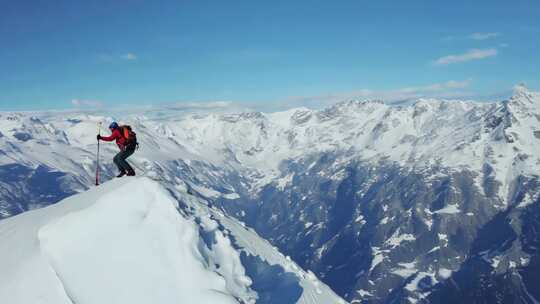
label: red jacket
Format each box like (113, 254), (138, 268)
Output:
(100, 129), (126, 150)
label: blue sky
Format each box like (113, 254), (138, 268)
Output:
(1, 0), (539, 111)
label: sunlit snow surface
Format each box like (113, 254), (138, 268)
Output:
(0, 177), (345, 304)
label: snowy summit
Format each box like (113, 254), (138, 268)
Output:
(0, 177), (345, 304)
(0, 178), (251, 303)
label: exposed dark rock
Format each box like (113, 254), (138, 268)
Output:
(13, 132), (32, 142)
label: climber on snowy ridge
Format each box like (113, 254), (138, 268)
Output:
(97, 121), (138, 177)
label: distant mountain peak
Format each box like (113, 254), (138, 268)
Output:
(513, 83), (530, 95)
(508, 83), (539, 112)
(336, 99), (386, 108)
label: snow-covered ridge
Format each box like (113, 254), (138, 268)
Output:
(0, 177), (345, 304)
(0, 178), (250, 303)
(187, 87), (538, 198)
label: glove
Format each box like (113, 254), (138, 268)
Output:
(97, 134), (101, 140)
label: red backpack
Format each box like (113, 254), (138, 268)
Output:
(118, 125), (139, 149)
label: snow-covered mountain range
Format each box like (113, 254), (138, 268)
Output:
(1, 85), (539, 303)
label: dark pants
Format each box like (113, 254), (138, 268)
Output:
(113, 148), (135, 173)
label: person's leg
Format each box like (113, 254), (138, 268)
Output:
(117, 149), (135, 175)
(113, 153), (125, 172)
(113, 153), (126, 177)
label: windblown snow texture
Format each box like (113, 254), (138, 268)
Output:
(1, 85), (540, 303)
(0, 177), (344, 304)
(0, 178), (244, 303)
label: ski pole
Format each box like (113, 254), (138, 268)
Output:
(96, 122), (102, 186)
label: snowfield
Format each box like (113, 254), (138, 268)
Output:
(0, 177), (345, 304)
(0, 178), (246, 303)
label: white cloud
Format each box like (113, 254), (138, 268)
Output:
(106, 101), (251, 118)
(122, 53), (137, 60)
(434, 48), (497, 66)
(71, 99), (103, 108)
(168, 101), (235, 110)
(401, 79), (472, 93)
(469, 32), (500, 40)
(98, 53), (138, 62)
(441, 32), (501, 42)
